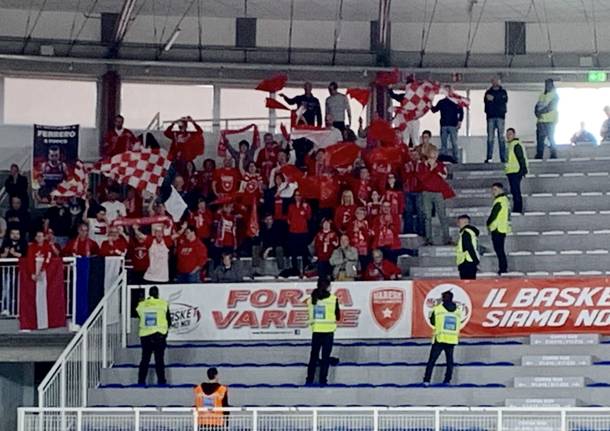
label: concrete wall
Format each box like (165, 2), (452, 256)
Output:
(0, 363), (35, 431)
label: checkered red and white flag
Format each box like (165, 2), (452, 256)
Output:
(51, 160), (89, 198)
(393, 80), (441, 124)
(97, 148), (171, 194)
(447, 91), (471, 108)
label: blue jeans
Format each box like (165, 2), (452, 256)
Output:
(536, 122), (557, 158)
(175, 272), (200, 283)
(404, 192), (424, 236)
(440, 126), (459, 162)
(486, 118), (506, 162)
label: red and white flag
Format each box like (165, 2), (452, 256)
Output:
(97, 148), (170, 195)
(290, 125), (343, 149)
(51, 160), (89, 198)
(447, 91), (471, 108)
(393, 80), (441, 124)
(19, 257), (66, 330)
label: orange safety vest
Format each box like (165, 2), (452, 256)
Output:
(194, 384), (227, 426)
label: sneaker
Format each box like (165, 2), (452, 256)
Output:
(484, 159), (491, 163)
(422, 381), (430, 387)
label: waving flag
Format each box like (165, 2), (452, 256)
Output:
(255, 73), (288, 92)
(375, 68), (400, 87)
(368, 118), (397, 146)
(448, 91), (471, 108)
(52, 160), (89, 198)
(265, 98), (291, 110)
(218, 123), (260, 157)
(324, 142), (361, 168)
(346, 88), (370, 107)
(393, 80), (441, 124)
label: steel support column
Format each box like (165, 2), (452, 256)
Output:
(97, 71), (121, 157)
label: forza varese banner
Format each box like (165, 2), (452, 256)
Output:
(412, 278), (610, 338)
(151, 281), (413, 341)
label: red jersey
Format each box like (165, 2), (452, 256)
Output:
(214, 167), (242, 196)
(102, 128), (138, 157)
(63, 237), (99, 257)
(352, 179), (373, 203)
(367, 201), (382, 218)
(287, 202), (312, 234)
(100, 237), (128, 257)
(383, 189), (404, 216)
(334, 205), (356, 232)
(189, 209), (214, 240)
(241, 172), (263, 201)
(26, 242), (53, 273)
(401, 159), (421, 193)
(215, 212), (237, 248)
(164, 124), (204, 162)
(372, 213), (401, 249)
(348, 219), (372, 255)
(125, 195), (143, 218)
(273, 196), (286, 221)
(314, 230), (339, 262)
(176, 236), (208, 274)
(363, 260), (401, 281)
(370, 163), (392, 191)
(128, 238), (149, 272)
(256, 147), (279, 184)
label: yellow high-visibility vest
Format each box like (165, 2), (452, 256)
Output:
(431, 304), (461, 345)
(307, 294), (338, 333)
(488, 195), (511, 234)
(456, 227), (479, 265)
(137, 297), (169, 337)
(537, 90), (558, 124)
(505, 138), (529, 174)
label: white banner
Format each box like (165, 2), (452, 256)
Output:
(150, 281), (413, 341)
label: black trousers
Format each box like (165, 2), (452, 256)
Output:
(458, 262), (477, 280)
(491, 230), (508, 274)
(423, 342), (455, 384)
(306, 332), (334, 385)
(138, 332), (167, 385)
(289, 233), (310, 273)
(507, 173), (523, 213)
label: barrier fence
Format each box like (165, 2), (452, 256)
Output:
(18, 407), (610, 431)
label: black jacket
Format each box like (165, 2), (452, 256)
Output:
(282, 94), (322, 126)
(431, 98), (464, 127)
(484, 86), (508, 119)
(486, 193), (507, 228)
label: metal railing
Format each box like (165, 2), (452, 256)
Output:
(37, 258), (127, 408)
(0, 257), (76, 318)
(18, 406), (610, 431)
(147, 112), (291, 131)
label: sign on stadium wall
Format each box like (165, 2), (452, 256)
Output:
(157, 281), (413, 341)
(412, 278), (610, 338)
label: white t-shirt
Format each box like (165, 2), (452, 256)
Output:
(102, 200), (127, 223)
(144, 238), (171, 282)
(88, 218), (108, 246)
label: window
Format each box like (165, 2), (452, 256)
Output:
(556, 87), (610, 145)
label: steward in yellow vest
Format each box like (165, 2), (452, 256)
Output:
(136, 285), (170, 385)
(194, 367), (229, 428)
(305, 278), (340, 387)
(535, 79), (559, 159)
(423, 290), (461, 385)
(505, 128), (528, 214)
(455, 215), (480, 280)
(487, 183), (511, 275)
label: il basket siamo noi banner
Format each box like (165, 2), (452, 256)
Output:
(412, 277), (610, 338)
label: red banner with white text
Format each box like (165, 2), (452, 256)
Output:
(412, 278), (610, 338)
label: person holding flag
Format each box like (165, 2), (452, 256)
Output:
(325, 81), (351, 132)
(431, 85), (465, 163)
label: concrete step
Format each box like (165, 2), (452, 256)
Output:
(530, 333), (600, 345)
(524, 143), (610, 159)
(445, 213), (610, 232)
(521, 356), (592, 366)
(448, 194), (610, 211)
(451, 160), (610, 177)
(505, 398), (577, 407)
(514, 376), (585, 389)
(88, 386), (610, 407)
(450, 176), (610, 194)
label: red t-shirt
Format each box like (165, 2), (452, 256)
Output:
(372, 213), (401, 249)
(214, 167), (242, 196)
(164, 125), (204, 162)
(99, 237), (128, 257)
(363, 260), (401, 281)
(128, 238), (149, 272)
(215, 212), (238, 248)
(103, 128), (137, 157)
(348, 219), (372, 255)
(63, 237), (99, 257)
(124, 195), (143, 218)
(334, 205), (356, 232)
(287, 203), (312, 234)
(189, 209), (214, 240)
(351, 179), (373, 203)
(241, 172), (263, 201)
(314, 230), (339, 262)
(256, 147), (279, 184)
(176, 236), (208, 274)
(383, 189), (404, 215)
(402, 160), (421, 193)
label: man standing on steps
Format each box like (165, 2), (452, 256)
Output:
(484, 77), (508, 163)
(456, 215), (480, 280)
(505, 128), (528, 214)
(487, 183), (511, 275)
(535, 79), (559, 159)
(136, 285), (170, 385)
(423, 290), (461, 386)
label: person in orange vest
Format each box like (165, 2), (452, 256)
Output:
(194, 367), (229, 429)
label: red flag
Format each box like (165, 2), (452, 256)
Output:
(280, 123), (290, 141)
(279, 164), (304, 182)
(375, 68), (400, 86)
(19, 257), (66, 330)
(298, 176), (321, 200)
(265, 98), (291, 110)
(319, 176), (340, 208)
(218, 124), (261, 157)
(368, 119), (397, 145)
(366, 146), (404, 168)
(324, 142), (361, 168)
(255, 73), (288, 92)
(448, 91), (471, 108)
(246, 199), (259, 238)
(346, 88), (370, 107)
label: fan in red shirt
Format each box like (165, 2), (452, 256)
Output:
(128, 232), (149, 283)
(351, 167), (373, 205)
(213, 157), (242, 198)
(102, 115), (138, 157)
(240, 162), (264, 204)
(26, 231), (53, 280)
(64, 223), (99, 257)
(199, 159), (217, 202)
(255, 133), (279, 185)
(362, 249), (401, 281)
(99, 227), (128, 257)
(348, 206), (373, 271)
(366, 190), (383, 218)
(371, 201), (401, 259)
(215, 202), (238, 256)
(334, 190), (357, 233)
(370, 161), (392, 192)
(382, 173), (405, 230)
(287, 190), (312, 276)
(164, 116), (204, 163)
(45, 229), (63, 257)
(305, 149), (330, 177)
(124, 188), (143, 218)
(175, 225), (208, 283)
(313, 218), (339, 279)
(189, 199), (214, 243)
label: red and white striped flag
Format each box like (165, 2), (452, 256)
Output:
(97, 148), (171, 194)
(52, 160), (89, 198)
(447, 91), (471, 108)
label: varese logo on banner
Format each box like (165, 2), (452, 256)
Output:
(370, 288), (405, 331)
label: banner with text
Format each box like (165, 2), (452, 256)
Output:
(412, 278), (610, 338)
(154, 281), (413, 341)
(32, 124), (79, 203)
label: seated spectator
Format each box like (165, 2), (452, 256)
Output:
(334, 190), (356, 233)
(570, 121), (597, 145)
(175, 225), (208, 283)
(363, 249), (401, 281)
(212, 253), (242, 283)
(138, 225), (173, 284)
(64, 223), (99, 257)
(313, 219), (339, 280)
(102, 114), (138, 157)
(4, 164), (29, 209)
(5, 196), (30, 239)
(348, 207), (372, 272)
(602, 106), (610, 142)
(252, 214), (287, 277)
(100, 226), (128, 257)
(329, 234), (359, 281)
(45, 197), (72, 247)
(102, 190), (127, 223)
(1, 228), (27, 258)
(287, 190), (312, 276)
(226, 139), (256, 174)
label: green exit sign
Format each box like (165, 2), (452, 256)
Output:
(588, 71), (607, 82)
